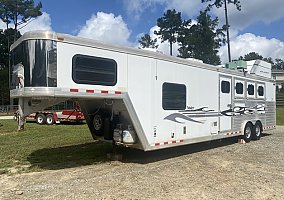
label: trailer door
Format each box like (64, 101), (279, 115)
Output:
(219, 76), (232, 132)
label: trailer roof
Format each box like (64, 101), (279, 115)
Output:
(11, 30), (274, 82)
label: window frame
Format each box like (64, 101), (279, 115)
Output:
(72, 54), (117, 86)
(234, 79), (245, 99)
(236, 82), (244, 94)
(162, 82), (187, 110)
(257, 84), (265, 98)
(221, 80), (230, 94)
(247, 82), (255, 98)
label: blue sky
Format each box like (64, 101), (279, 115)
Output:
(38, 0), (284, 41)
(33, 0), (167, 41)
(2, 0), (284, 63)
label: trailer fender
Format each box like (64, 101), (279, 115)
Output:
(53, 112), (60, 124)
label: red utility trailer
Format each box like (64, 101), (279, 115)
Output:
(29, 109), (85, 125)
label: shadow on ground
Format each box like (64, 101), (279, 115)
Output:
(27, 133), (271, 170)
(27, 141), (112, 170)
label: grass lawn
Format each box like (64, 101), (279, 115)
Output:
(276, 107), (284, 125)
(0, 106), (283, 175)
(0, 120), (112, 174)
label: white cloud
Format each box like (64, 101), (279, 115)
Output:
(128, 0), (284, 63)
(78, 12), (131, 46)
(165, 0), (205, 17)
(0, 20), (6, 30)
(123, 0), (165, 20)
(219, 33), (284, 63)
(141, 25), (284, 64)
(123, 0), (202, 20)
(213, 0), (284, 31)
(124, 0), (284, 32)
(19, 12), (52, 34)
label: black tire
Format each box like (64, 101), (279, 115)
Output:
(93, 113), (104, 136)
(46, 114), (54, 125)
(252, 122), (262, 140)
(36, 113), (46, 125)
(242, 123), (252, 143)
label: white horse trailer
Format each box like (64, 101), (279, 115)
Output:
(10, 31), (276, 151)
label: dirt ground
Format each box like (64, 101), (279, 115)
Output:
(0, 127), (283, 200)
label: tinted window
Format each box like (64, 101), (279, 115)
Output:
(162, 83), (186, 110)
(10, 40), (57, 89)
(72, 54), (117, 86)
(221, 81), (230, 93)
(258, 86), (264, 96)
(236, 82), (243, 94)
(248, 84), (254, 95)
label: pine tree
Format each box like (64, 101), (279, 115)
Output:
(138, 34), (158, 49)
(178, 11), (225, 65)
(154, 9), (187, 56)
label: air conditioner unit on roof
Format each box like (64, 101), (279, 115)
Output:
(246, 60), (271, 78)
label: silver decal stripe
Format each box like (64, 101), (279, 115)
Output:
(164, 104), (266, 124)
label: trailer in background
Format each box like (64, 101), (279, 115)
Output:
(10, 31), (276, 151)
(27, 109), (84, 125)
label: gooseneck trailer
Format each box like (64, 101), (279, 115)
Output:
(10, 31), (276, 151)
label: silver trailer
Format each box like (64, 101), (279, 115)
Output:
(10, 31), (276, 151)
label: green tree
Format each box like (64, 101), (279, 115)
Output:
(0, 28), (21, 105)
(0, 0), (11, 29)
(0, 0), (42, 41)
(178, 11), (225, 65)
(273, 58), (284, 70)
(263, 57), (274, 65)
(138, 34), (158, 49)
(201, 0), (241, 11)
(0, 29), (8, 68)
(201, 0), (241, 62)
(0, 28), (19, 66)
(0, 67), (9, 105)
(0, 29), (10, 105)
(0, 0), (39, 105)
(238, 52), (284, 70)
(154, 9), (188, 56)
(176, 20), (192, 58)
(239, 52), (263, 61)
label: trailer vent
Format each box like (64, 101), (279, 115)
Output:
(72, 54), (117, 86)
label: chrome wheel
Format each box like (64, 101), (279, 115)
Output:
(93, 114), (102, 131)
(255, 125), (261, 137)
(252, 122), (262, 140)
(38, 117), (43, 123)
(245, 126), (251, 139)
(243, 123), (252, 143)
(46, 114), (54, 125)
(36, 114), (46, 125)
